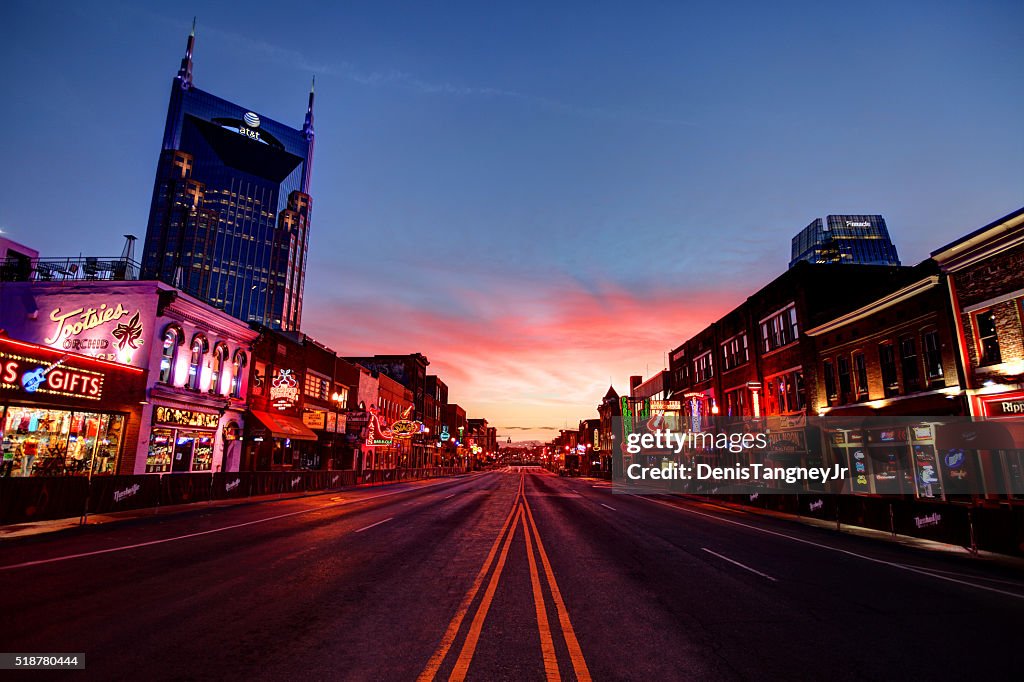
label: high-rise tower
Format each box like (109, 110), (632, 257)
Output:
(142, 21), (315, 330)
(790, 215), (900, 269)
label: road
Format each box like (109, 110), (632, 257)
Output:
(1, 468), (1021, 680)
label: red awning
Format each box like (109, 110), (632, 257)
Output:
(249, 410), (319, 441)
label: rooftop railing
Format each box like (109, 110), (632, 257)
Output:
(0, 256), (141, 283)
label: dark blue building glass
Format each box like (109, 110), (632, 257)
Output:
(790, 215), (900, 268)
(142, 26), (314, 330)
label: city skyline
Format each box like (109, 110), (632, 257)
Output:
(2, 1), (1023, 440)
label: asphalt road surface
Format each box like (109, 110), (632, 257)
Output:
(1, 468), (1021, 680)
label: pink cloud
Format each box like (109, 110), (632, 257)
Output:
(303, 271), (746, 442)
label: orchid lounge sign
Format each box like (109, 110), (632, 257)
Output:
(44, 300), (146, 365)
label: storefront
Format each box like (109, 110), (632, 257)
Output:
(825, 422), (942, 498)
(245, 409), (319, 470)
(0, 336), (145, 477)
(145, 405), (221, 474)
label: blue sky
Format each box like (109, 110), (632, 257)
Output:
(2, 0), (1022, 439)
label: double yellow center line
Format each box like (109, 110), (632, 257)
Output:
(419, 474), (591, 681)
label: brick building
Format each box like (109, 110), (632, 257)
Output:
(664, 262), (923, 480)
(805, 260), (967, 497)
(932, 206), (1024, 499)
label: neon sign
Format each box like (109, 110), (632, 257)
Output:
(270, 368), (299, 410)
(364, 407), (393, 448)
(1, 350), (104, 400)
(44, 301), (145, 364)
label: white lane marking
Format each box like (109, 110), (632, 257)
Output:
(642, 496), (1024, 601)
(354, 517), (394, 533)
(898, 565), (1024, 588)
(600, 503), (617, 512)
(702, 547), (777, 581)
(444, 494), (456, 500)
(0, 476), (481, 571)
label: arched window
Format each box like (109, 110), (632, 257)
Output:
(230, 350), (247, 398)
(159, 325), (184, 384)
(187, 334), (209, 391)
(209, 343), (229, 394)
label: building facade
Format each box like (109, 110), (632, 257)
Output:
(0, 335), (147, 478)
(806, 261), (967, 498)
(664, 263), (920, 488)
(0, 279), (258, 474)
(932, 206), (1024, 499)
(141, 24), (315, 330)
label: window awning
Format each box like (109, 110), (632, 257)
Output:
(248, 410), (319, 441)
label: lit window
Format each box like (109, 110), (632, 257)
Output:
(231, 351), (248, 398)
(210, 344), (229, 395)
(159, 327), (180, 384)
(188, 335), (208, 391)
(923, 331), (943, 381)
(853, 353), (868, 400)
(761, 305), (799, 352)
(693, 352), (714, 382)
(975, 310), (1001, 366)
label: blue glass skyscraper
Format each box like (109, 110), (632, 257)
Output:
(789, 215), (900, 269)
(142, 22), (315, 330)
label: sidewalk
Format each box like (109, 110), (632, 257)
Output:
(0, 475), (464, 541)
(670, 493), (1024, 570)
(581, 475), (1024, 570)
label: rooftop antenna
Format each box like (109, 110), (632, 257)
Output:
(120, 234), (138, 279)
(121, 234), (137, 259)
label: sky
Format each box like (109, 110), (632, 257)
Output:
(2, 0), (1023, 441)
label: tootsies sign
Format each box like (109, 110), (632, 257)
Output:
(0, 347), (104, 400)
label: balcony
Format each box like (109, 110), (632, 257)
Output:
(0, 256), (141, 283)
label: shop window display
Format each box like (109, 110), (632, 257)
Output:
(146, 427), (215, 473)
(0, 406), (123, 477)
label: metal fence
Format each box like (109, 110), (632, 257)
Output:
(0, 256), (141, 283)
(0, 467), (468, 525)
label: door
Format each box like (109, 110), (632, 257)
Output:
(172, 434), (194, 472)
